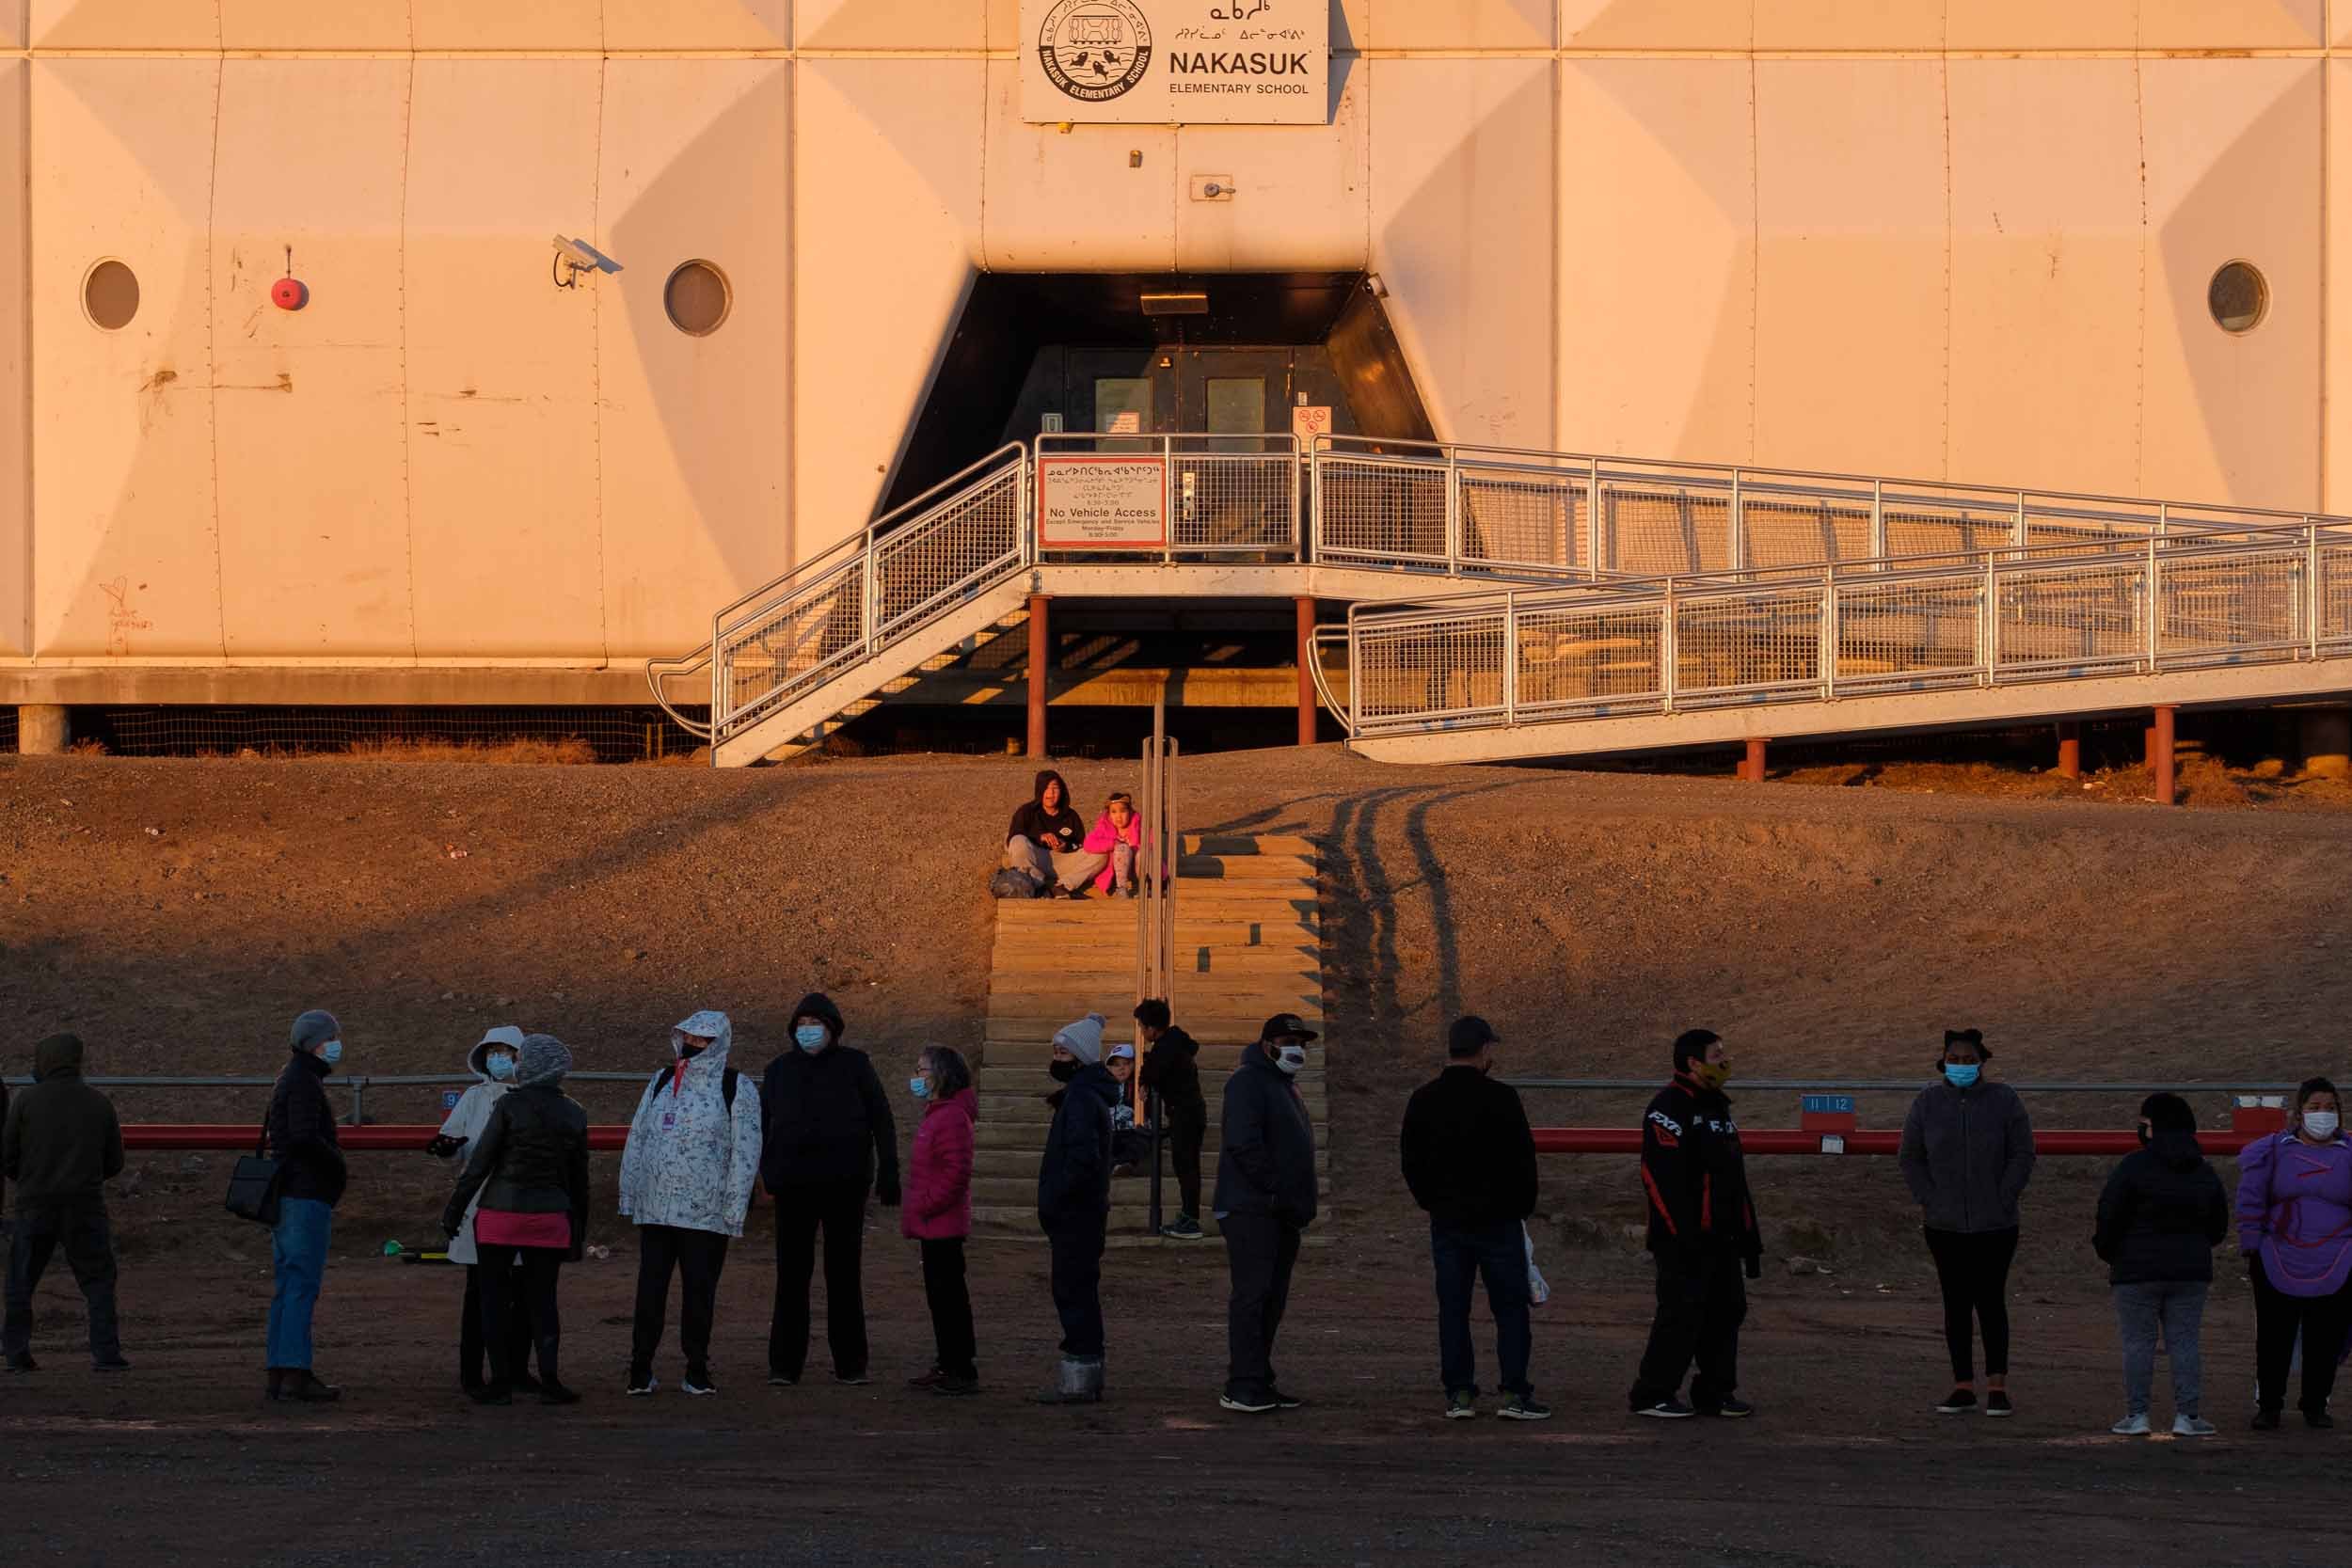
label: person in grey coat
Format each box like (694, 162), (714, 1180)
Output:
(1898, 1029), (2035, 1418)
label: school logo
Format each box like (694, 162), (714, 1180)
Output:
(1038, 0), (1152, 103)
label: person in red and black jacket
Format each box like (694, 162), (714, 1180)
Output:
(1629, 1028), (1762, 1420)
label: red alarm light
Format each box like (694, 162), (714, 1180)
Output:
(272, 277), (309, 311)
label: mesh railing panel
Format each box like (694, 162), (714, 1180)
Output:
(1514, 600), (1664, 711)
(1458, 471), (1587, 576)
(1996, 563), (2144, 671)
(1603, 485), (1730, 576)
(720, 567), (866, 722)
(1169, 453), (1296, 551)
(872, 468), (1024, 640)
(1743, 499), (1870, 568)
(2323, 543), (2352, 645)
(1885, 506), (2016, 561)
(2156, 549), (2304, 660)
(1352, 613), (1507, 727)
(1674, 589), (1822, 695)
(1317, 458), (1449, 561)
(1835, 576), (1982, 682)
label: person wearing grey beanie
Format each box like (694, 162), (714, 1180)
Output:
(265, 1008), (348, 1403)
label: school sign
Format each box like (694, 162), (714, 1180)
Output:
(1020, 0), (1332, 126)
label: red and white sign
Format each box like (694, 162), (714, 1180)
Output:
(1038, 456), (1168, 548)
(1290, 404), (1333, 446)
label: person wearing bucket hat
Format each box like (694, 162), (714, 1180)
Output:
(1214, 1013), (1321, 1415)
(427, 1024), (538, 1395)
(264, 1008), (349, 1402)
(1036, 1013), (1118, 1403)
(443, 1034), (589, 1407)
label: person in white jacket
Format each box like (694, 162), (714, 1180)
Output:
(618, 1010), (762, 1397)
(428, 1024), (539, 1394)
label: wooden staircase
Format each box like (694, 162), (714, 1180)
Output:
(969, 832), (1328, 1242)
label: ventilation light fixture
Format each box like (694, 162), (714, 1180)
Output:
(1139, 291), (1209, 316)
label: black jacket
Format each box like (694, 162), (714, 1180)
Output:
(1641, 1072), (1759, 1261)
(1400, 1064), (1537, 1230)
(442, 1085), (591, 1259)
(1038, 1063), (1119, 1226)
(2, 1035), (124, 1204)
(759, 1043), (900, 1201)
(1214, 1046), (1319, 1228)
(1140, 1026), (1204, 1117)
(267, 1048), (347, 1208)
(2093, 1131), (2231, 1285)
(1008, 768), (1085, 855)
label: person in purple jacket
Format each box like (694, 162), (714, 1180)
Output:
(2235, 1076), (2352, 1430)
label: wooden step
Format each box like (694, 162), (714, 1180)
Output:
(1182, 833), (1318, 856)
(991, 951), (1321, 978)
(1172, 855), (1318, 879)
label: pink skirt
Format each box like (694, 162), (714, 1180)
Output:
(474, 1210), (571, 1249)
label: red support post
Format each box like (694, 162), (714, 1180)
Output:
(1295, 595), (1318, 748)
(2056, 721), (2081, 780)
(1742, 736), (1768, 783)
(1026, 594), (1049, 759)
(2153, 704), (2176, 806)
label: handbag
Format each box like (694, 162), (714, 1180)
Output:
(223, 1116), (284, 1227)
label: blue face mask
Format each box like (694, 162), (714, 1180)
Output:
(1944, 1062), (1980, 1088)
(320, 1039), (343, 1068)
(486, 1053), (516, 1082)
(909, 1075), (930, 1100)
(795, 1024), (829, 1053)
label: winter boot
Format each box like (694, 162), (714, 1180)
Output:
(265, 1368), (285, 1402)
(1034, 1354), (1104, 1405)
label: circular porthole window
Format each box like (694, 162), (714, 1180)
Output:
(664, 261), (731, 338)
(83, 259), (140, 332)
(2208, 261), (2268, 335)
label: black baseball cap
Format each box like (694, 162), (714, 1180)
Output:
(1260, 1012), (1319, 1043)
(1448, 1016), (1500, 1057)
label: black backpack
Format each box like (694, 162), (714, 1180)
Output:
(648, 1067), (740, 1109)
(989, 867), (1041, 900)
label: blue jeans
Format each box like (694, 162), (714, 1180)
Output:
(267, 1198), (333, 1370)
(2113, 1280), (2206, 1418)
(1432, 1218), (1533, 1399)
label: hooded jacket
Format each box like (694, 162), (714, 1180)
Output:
(2235, 1130), (2352, 1297)
(758, 993), (900, 1199)
(2, 1034), (125, 1204)
(1899, 1075), (2037, 1234)
(1081, 807), (1142, 892)
(435, 1026), (523, 1264)
(2093, 1130), (2229, 1285)
(1400, 1064), (1538, 1230)
(618, 1011), (763, 1238)
(268, 1045), (347, 1209)
(1215, 1045), (1320, 1229)
(444, 1036), (590, 1260)
(1640, 1070), (1760, 1259)
(1140, 1025), (1204, 1117)
(1007, 769), (1085, 856)
(904, 1087), (977, 1242)
(1038, 1062), (1120, 1227)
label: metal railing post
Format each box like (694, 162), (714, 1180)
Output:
(1445, 452), (1462, 575)
(1983, 552), (1999, 684)
(2145, 534), (2161, 671)
(1661, 585), (1677, 713)
(2014, 490), (2027, 549)
(1588, 456), (1605, 576)
(2308, 517), (2321, 657)
(1729, 469), (1745, 574)
(1502, 592), (1518, 725)
(862, 529), (880, 655)
(1820, 565), (1836, 699)
(348, 1076), (366, 1128)
(1870, 478), (1886, 562)
(709, 607), (726, 743)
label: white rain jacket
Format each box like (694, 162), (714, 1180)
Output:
(617, 1011), (762, 1239)
(436, 1026), (525, 1265)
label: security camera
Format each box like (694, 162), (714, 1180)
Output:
(551, 235), (622, 288)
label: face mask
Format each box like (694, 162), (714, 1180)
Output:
(909, 1075), (930, 1100)
(1944, 1063), (1980, 1089)
(486, 1053), (516, 1082)
(319, 1039), (343, 1068)
(1049, 1059), (1080, 1083)
(2307, 1111), (2341, 1140)
(676, 1039), (706, 1060)
(1274, 1044), (1307, 1076)
(2137, 1124), (2153, 1147)
(1692, 1060), (1729, 1091)
(795, 1024), (829, 1053)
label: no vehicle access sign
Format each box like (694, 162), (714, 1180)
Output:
(1038, 456), (1168, 548)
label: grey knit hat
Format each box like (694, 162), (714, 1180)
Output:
(516, 1033), (572, 1088)
(290, 1009), (341, 1053)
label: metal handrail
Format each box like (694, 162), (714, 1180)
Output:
(644, 646), (714, 738)
(1034, 432), (1302, 562)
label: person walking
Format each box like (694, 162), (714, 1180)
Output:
(427, 1023), (536, 1395)
(2094, 1092), (2228, 1437)
(1, 1033), (127, 1374)
(1898, 1028), (2036, 1418)
(1136, 999), (1207, 1241)
(441, 1033), (589, 1407)
(265, 1009), (348, 1402)
(617, 1010), (762, 1398)
(1215, 1013), (1320, 1416)
(2236, 1075), (2352, 1430)
(1629, 1028), (1761, 1420)
(1036, 1013), (1117, 1403)
(1399, 1016), (1547, 1421)
(759, 992), (900, 1388)
(903, 1045), (979, 1396)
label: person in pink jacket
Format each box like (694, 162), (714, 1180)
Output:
(903, 1045), (979, 1396)
(1082, 793), (1143, 898)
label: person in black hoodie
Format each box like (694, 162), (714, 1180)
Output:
(2, 1033), (127, 1373)
(1001, 769), (1107, 898)
(1629, 1028), (1761, 1420)
(1036, 1013), (1117, 1403)
(1136, 999), (1207, 1240)
(1400, 1017), (1546, 1421)
(1214, 1013), (1320, 1415)
(2093, 1092), (2230, 1437)
(760, 992), (900, 1387)
(265, 1008), (348, 1403)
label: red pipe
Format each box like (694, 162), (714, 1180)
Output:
(125, 1124), (631, 1152)
(1531, 1129), (2152, 1156)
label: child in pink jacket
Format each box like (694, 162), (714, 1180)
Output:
(904, 1045), (978, 1395)
(1083, 792), (1143, 897)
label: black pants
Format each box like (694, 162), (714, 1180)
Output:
(1044, 1213), (1107, 1359)
(770, 1180), (871, 1381)
(1223, 1212), (1302, 1394)
(1433, 1217), (1533, 1399)
(920, 1237), (978, 1381)
(1168, 1102), (1207, 1220)
(1924, 1227), (2019, 1382)
(2, 1196), (119, 1363)
(460, 1260), (536, 1388)
(1629, 1245), (1746, 1410)
(630, 1225), (730, 1380)
(476, 1243), (564, 1389)
(2252, 1255), (2352, 1416)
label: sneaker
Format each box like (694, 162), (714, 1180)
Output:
(627, 1373), (660, 1397)
(1106, 884), (1128, 899)
(906, 1368), (945, 1390)
(1984, 1391), (2014, 1418)
(510, 1371), (544, 1395)
(469, 1384), (514, 1406)
(6, 1354), (37, 1374)
(932, 1375), (980, 1398)
(2307, 1408), (2335, 1429)
(1160, 1215), (1206, 1241)
(1936, 1387), (1978, 1414)
(92, 1355), (132, 1373)
(834, 1371), (871, 1387)
(1498, 1395), (1553, 1421)
(1701, 1397), (1756, 1419)
(1443, 1390), (1478, 1420)
(1265, 1386), (1305, 1410)
(2110, 1413), (2152, 1436)
(1635, 1399), (1696, 1419)
(1219, 1387), (1279, 1414)
(2171, 1414), (2216, 1437)
(2253, 1409), (2281, 1431)
(682, 1375), (718, 1397)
